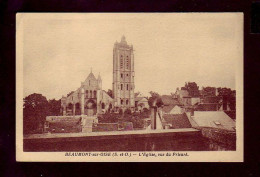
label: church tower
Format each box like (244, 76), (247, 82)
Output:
(112, 36), (135, 111)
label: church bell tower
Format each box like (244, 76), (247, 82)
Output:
(112, 36), (135, 111)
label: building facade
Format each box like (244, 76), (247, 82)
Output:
(112, 36), (135, 111)
(61, 71), (113, 116)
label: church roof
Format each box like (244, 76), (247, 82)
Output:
(85, 71), (97, 82)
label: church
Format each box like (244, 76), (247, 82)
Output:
(61, 71), (113, 116)
(60, 36), (135, 116)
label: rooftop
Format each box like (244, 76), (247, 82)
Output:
(161, 95), (180, 105)
(162, 113), (192, 129)
(192, 111), (236, 131)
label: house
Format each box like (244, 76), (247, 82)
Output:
(174, 88), (189, 102)
(161, 95), (180, 105)
(190, 111), (236, 131)
(162, 113), (192, 129)
(134, 96), (149, 111)
(194, 95), (221, 111)
(162, 105), (183, 114)
(174, 87), (200, 106)
(161, 95), (183, 114)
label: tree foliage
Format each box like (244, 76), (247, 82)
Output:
(148, 91), (163, 108)
(23, 93), (62, 134)
(48, 99), (61, 116)
(124, 108), (132, 115)
(23, 93), (49, 134)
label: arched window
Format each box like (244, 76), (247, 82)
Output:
(94, 90), (97, 98)
(86, 90), (88, 98)
(121, 73), (123, 79)
(126, 84), (129, 90)
(121, 84), (123, 90)
(126, 99), (129, 105)
(75, 103), (80, 109)
(121, 99), (123, 105)
(90, 90), (92, 98)
(68, 103), (73, 110)
(101, 103), (105, 109)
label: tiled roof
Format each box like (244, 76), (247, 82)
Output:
(135, 97), (148, 102)
(162, 113), (192, 129)
(161, 95), (180, 105)
(195, 103), (219, 111)
(192, 111), (235, 131)
(162, 105), (175, 113)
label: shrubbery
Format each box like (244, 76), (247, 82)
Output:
(98, 108), (151, 129)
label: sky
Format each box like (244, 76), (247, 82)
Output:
(19, 13), (243, 100)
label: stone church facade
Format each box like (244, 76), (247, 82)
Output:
(112, 36), (135, 111)
(61, 36), (135, 115)
(61, 71), (113, 116)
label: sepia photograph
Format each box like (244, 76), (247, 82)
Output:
(16, 13), (243, 162)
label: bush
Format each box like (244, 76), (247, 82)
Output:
(124, 108), (132, 115)
(119, 109), (123, 115)
(143, 108), (149, 112)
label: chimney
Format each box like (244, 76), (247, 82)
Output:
(150, 106), (157, 130)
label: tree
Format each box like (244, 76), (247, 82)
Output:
(23, 93), (49, 134)
(48, 99), (61, 116)
(148, 91), (163, 108)
(124, 108), (132, 115)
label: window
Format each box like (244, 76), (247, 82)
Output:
(94, 90), (97, 98)
(121, 99), (123, 105)
(214, 121), (221, 125)
(121, 73), (123, 79)
(120, 55), (123, 69)
(121, 84), (123, 90)
(86, 90), (88, 98)
(126, 74), (128, 77)
(126, 84), (129, 90)
(126, 56), (129, 69)
(101, 103), (105, 109)
(126, 99), (129, 105)
(90, 90), (92, 98)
